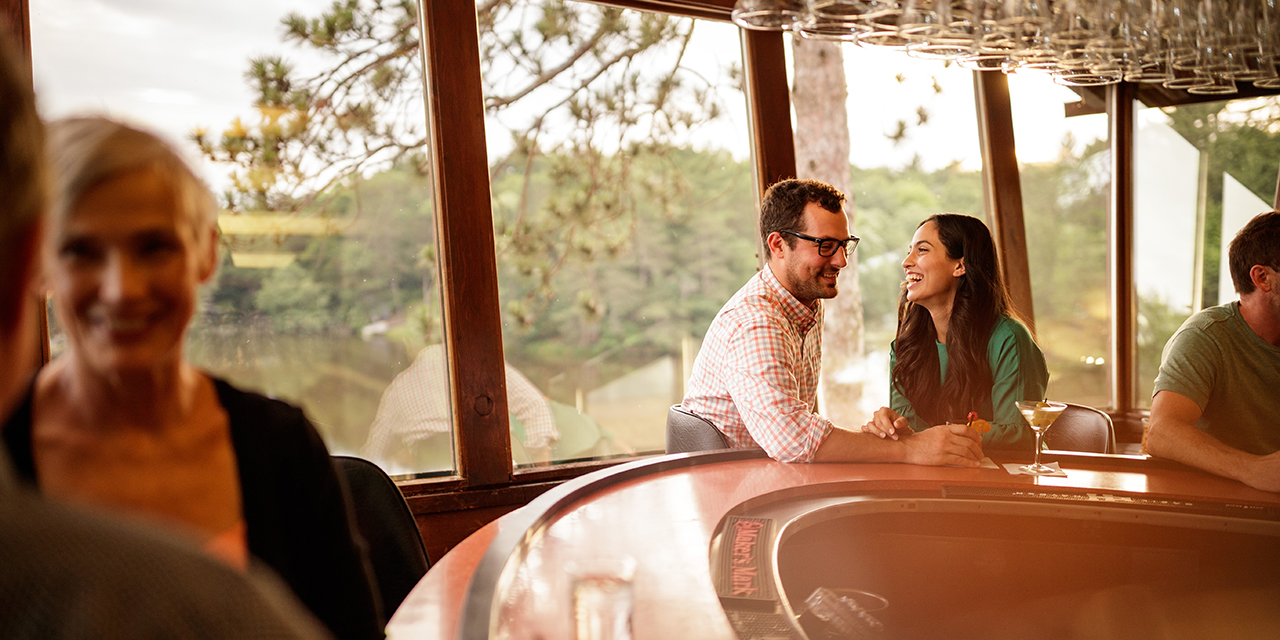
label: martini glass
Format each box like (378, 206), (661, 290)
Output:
(1015, 400), (1067, 475)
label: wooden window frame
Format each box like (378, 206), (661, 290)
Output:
(1068, 82), (1280, 437)
(1109, 82), (1140, 436)
(406, 0), (795, 502)
(2, 0), (43, 375)
(974, 71), (1035, 335)
(16, 0), (1280, 528)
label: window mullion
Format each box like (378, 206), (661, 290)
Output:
(1108, 83), (1137, 415)
(741, 29), (797, 201)
(974, 70), (1036, 335)
(419, 0), (513, 486)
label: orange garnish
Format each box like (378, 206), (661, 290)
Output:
(970, 418), (992, 434)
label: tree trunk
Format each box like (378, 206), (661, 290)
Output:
(790, 37), (866, 429)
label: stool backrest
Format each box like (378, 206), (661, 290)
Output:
(333, 455), (430, 618)
(665, 405), (731, 454)
(1042, 403), (1116, 454)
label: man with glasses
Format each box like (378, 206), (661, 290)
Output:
(682, 179), (983, 466)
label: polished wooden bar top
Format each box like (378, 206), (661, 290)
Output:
(386, 451), (1280, 640)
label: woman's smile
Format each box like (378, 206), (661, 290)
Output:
(51, 168), (213, 374)
(901, 221), (963, 309)
(88, 306), (163, 339)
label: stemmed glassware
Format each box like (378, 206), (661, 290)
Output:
(1015, 400), (1067, 475)
(725, 0), (1279, 93)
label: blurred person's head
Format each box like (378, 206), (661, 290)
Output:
(44, 117), (219, 376)
(1228, 210), (1280, 297)
(0, 33), (45, 419)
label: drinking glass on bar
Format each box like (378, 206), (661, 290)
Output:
(1016, 400), (1068, 475)
(567, 555), (637, 640)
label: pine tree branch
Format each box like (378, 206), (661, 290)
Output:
(496, 137), (542, 260)
(485, 21), (612, 109)
(475, 0), (510, 23)
(304, 17), (416, 92)
(317, 41), (419, 110)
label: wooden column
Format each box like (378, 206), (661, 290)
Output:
(974, 71), (1035, 334)
(1, 0), (29, 60)
(2, 0), (43, 369)
(1108, 83), (1137, 414)
(418, 0), (512, 486)
(741, 29), (796, 265)
(741, 29), (796, 194)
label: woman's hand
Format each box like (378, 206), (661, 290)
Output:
(862, 407), (910, 440)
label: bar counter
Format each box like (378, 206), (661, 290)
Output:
(387, 450), (1280, 640)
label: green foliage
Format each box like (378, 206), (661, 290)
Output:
(201, 164), (437, 336)
(1136, 292), (1191, 405)
(1162, 98), (1280, 305)
(848, 161), (984, 345)
(254, 262), (334, 333)
(197, 144), (754, 401)
(493, 147), (757, 398)
(1020, 138), (1111, 406)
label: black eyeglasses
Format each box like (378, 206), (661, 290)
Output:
(780, 230), (860, 257)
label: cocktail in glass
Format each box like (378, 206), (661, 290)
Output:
(1015, 400), (1067, 475)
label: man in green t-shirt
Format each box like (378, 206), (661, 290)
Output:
(1148, 211), (1280, 493)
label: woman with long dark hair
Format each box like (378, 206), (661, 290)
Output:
(864, 213), (1048, 449)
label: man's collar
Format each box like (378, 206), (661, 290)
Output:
(1236, 296), (1280, 348)
(761, 264), (820, 331)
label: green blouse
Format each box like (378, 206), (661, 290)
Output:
(889, 315), (1049, 449)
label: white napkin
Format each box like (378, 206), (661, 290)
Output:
(1002, 461), (1068, 477)
(949, 456), (999, 469)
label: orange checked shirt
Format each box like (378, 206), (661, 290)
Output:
(682, 265), (833, 462)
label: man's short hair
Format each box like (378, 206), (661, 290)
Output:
(1228, 210), (1280, 295)
(0, 33), (44, 280)
(758, 178), (845, 252)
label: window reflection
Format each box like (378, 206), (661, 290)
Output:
(480, 1), (753, 464)
(33, 0), (453, 477)
(1009, 74), (1110, 409)
(830, 45), (984, 427)
(362, 345), (621, 473)
(1134, 96), (1280, 409)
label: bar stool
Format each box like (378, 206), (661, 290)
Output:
(665, 404), (731, 454)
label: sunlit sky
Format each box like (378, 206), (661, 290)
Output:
(30, 0), (1108, 190)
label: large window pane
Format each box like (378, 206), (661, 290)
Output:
(480, 1), (753, 465)
(801, 44), (985, 428)
(1134, 97), (1280, 409)
(1010, 74), (1110, 409)
(33, 0), (453, 478)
